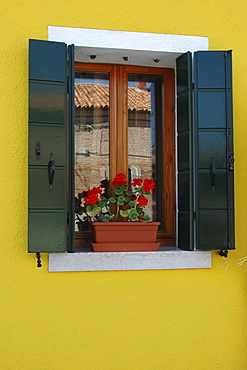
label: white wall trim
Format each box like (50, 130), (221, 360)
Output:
(48, 26), (208, 68)
(49, 250), (212, 272)
(48, 26), (208, 52)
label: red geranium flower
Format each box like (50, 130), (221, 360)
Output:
(90, 187), (102, 194)
(84, 195), (98, 205)
(76, 172), (156, 222)
(84, 187), (102, 205)
(143, 178), (156, 193)
(132, 178), (143, 187)
(137, 195), (149, 206)
(112, 173), (127, 187)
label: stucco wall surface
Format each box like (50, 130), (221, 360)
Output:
(1, 0), (247, 369)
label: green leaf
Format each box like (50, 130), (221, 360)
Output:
(129, 213), (139, 221)
(109, 197), (117, 203)
(143, 191), (151, 195)
(98, 214), (111, 222)
(97, 200), (107, 207)
(93, 205), (102, 213)
(133, 186), (142, 192)
(120, 210), (129, 217)
(113, 188), (123, 195)
(117, 200), (125, 206)
(128, 200), (137, 207)
(142, 215), (152, 222)
(129, 208), (138, 215)
(136, 206), (144, 214)
(86, 204), (93, 212)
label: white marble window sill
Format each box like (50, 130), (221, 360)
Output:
(49, 249), (211, 272)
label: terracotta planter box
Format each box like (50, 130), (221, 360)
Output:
(91, 222), (161, 252)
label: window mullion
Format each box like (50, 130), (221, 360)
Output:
(116, 65), (128, 176)
(109, 65), (118, 190)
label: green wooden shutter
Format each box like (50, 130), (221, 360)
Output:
(67, 44), (75, 253)
(28, 39), (68, 253)
(194, 51), (234, 251)
(177, 50), (234, 251)
(176, 52), (194, 250)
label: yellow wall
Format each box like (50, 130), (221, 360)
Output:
(1, 1), (247, 369)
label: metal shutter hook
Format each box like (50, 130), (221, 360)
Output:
(48, 153), (55, 192)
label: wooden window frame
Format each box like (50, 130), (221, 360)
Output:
(74, 62), (175, 249)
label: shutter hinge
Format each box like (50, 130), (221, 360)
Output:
(219, 249), (228, 258)
(224, 50), (232, 58)
(36, 253), (42, 268)
(192, 82), (195, 90)
(219, 242), (233, 258)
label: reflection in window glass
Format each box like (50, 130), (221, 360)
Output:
(128, 74), (164, 224)
(74, 71), (110, 230)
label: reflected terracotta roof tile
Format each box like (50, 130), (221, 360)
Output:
(75, 83), (151, 111)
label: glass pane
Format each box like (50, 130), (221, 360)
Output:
(74, 71), (110, 230)
(128, 74), (164, 225)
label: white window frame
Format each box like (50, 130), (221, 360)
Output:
(48, 26), (211, 272)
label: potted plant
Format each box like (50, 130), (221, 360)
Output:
(75, 173), (160, 252)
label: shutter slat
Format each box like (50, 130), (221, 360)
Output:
(194, 51), (234, 251)
(28, 39), (68, 253)
(176, 52), (194, 250)
(177, 50), (234, 251)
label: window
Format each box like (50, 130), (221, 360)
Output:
(74, 63), (175, 249)
(28, 35), (234, 262)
